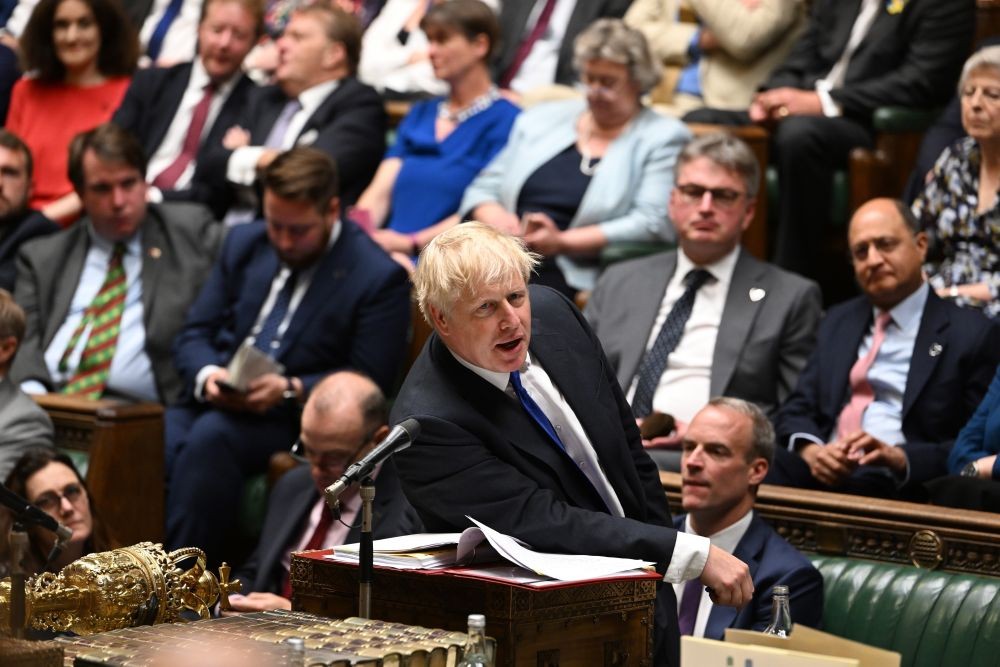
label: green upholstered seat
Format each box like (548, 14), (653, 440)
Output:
(810, 555), (1000, 667)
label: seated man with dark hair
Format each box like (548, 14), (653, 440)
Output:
(770, 198), (1000, 499)
(0, 288), (53, 482)
(229, 370), (421, 613)
(165, 147), (411, 565)
(11, 123), (220, 404)
(675, 397), (822, 639)
(0, 129), (59, 292)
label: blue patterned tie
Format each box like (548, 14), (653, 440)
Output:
(253, 271), (297, 355)
(631, 269), (712, 418)
(146, 0), (184, 61)
(510, 370), (565, 452)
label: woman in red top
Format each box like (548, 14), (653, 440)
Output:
(7, 0), (138, 223)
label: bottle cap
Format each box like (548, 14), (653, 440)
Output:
(467, 614), (486, 628)
(773, 585), (789, 596)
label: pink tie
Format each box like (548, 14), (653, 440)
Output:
(837, 312), (892, 438)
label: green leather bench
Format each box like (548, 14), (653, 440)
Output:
(810, 555), (1000, 667)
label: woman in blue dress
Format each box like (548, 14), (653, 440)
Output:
(352, 0), (519, 264)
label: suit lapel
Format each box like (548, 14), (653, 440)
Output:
(261, 484), (317, 590)
(253, 89), (290, 143)
(831, 298), (873, 414)
(46, 227), (90, 349)
(139, 211), (166, 333)
(705, 515), (765, 639)
(902, 293), (948, 418)
(620, 254), (677, 385)
(234, 246), (280, 343)
(148, 65), (192, 156)
(711, 252), (766, 396)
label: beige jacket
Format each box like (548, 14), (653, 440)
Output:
(626, 0), (805, 111)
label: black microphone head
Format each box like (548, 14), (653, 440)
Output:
(398, 418), (420, 440)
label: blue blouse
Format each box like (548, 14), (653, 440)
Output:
(385, 96), (520, 234)
(950, 364), (1000, 479)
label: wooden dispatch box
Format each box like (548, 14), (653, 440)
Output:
(291, 550), (659, 667)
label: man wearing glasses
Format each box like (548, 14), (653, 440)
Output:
(586, 133), (821, 469)
(226, 371), (420, 613)
(769, 198), (1000, 499)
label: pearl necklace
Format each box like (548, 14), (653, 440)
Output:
(437, 86), (501, 124)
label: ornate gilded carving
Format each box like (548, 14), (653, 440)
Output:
(0, 542), (237, 635)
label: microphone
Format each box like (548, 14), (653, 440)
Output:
(324, 418), (420, 505)
(0, 484), (73, 544)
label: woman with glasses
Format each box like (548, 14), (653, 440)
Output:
(0, 448), (117, 577)
(912, 47), (1000, 319)
(459, 18), (691, 299)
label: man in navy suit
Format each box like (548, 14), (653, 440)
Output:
(228, 371), (420, 612)
(391, 223), (754, 666)
(197, 3), (385, 214)
(165, 148), (410, 564)
(113, 0), (261, 218)
(674, 397), (822, 640)
(771, 198), (1000, 499)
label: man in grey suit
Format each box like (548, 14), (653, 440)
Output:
(0, 288), (53, 481)
(11, 124), (220, 404)
(586, 133), (821, 468)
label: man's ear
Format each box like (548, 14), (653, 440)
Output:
(0, 335), (17, 368)
(429, 304), (448, 336)
(748, 458), (768, 487)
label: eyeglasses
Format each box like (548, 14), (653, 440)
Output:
(32, 483), (85, 513)
(290, 432), (374, 471)
(578, 73), (628, 98)
(675, 183), (746, 209)
(849, 236), (903, 261)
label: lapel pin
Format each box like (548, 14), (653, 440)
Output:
(148, 247), (162, 259)
(748, 288), (766, 302)
(929, 343), (942, 357)
(297, 129), (319, 146)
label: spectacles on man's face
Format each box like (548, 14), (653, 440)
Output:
(32, 483), (85, 513)
(674, 183), (746, 209)
(290, 431), (375, 472)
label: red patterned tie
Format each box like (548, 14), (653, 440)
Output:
(152, 83), (216, 190)
(837, 312), (893, 438)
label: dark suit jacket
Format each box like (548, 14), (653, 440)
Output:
(11, 203), (221, 404)
(112, 61), (257, 218)
(763, 0), (975, 121)
(674, 513), (823, 640)
(391, 285), (680, 664)
(0, 211), (58, 292)
(196, 77), (386, 210)
(0, 374), (54, 481)
(236, 461), (422, 594)
(585, 249), (822, 419)
(775, 289), (1000, 486)
(172, 220), (410, 396)
(493, 0), (633, 87)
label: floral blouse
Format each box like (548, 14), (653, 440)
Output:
(912, 137), (1000, 318)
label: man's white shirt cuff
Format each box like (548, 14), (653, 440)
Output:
(664, 531), (710, 583)
(814, 81), (843, 117)
(194, 365), (224, 401)
(227, 147), (266, 185)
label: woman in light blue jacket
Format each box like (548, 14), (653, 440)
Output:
(460, 18), (692, 297)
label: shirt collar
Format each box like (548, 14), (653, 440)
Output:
(86, 221), (143, 257)
(191, 57), (241, 97)
(450, 349), (532, 393)
(875, 281), (928, 332)
(677, 245), (741, 288)
(684, 508), (754, 553)
(297, 79), (341, 115)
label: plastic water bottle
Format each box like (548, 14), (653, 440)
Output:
(457, 613), (492, 667)
(762, 585), (792, 637)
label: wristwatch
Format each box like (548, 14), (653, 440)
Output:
(282, 377), (298, 402)
(960, 461), (978, 478)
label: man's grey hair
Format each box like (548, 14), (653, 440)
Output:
(677, 133), (760, 198)
(706, 396), (775, 465)
(572, 18), (662, 94)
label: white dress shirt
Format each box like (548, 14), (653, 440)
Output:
(25, 227), (157, 401)
(814, 0), (880, 117)
(452, 349), (710, 584)
(509, 0), (576, 93)
(673, 510), (753, 638)
(627, 246), (740, 424)
(146, 59), (243, 190)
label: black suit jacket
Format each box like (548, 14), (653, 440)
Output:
(0, 211), (58, 292)
(11, 203), (221, 404)
(493, 0), (633, 87)
(196, 77), (386, 209)
(113, 62), (257, 218)
(391, 285), (680, 665)
(764, 0), (975, 121)
(775, 289), (1000, 486)
(236, 461), (422, 594)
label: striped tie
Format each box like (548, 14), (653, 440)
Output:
(60, 243), (127, 399)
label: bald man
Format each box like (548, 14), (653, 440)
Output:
(770, 198), (1000, 499)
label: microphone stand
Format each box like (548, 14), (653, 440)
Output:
(358, 476), (375, 619)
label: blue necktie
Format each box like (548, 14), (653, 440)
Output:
(146, 0), (185, 61)
(253, 271), (297, 355)
(631, 269), (712, 418)
(510, 370), (565, 452)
